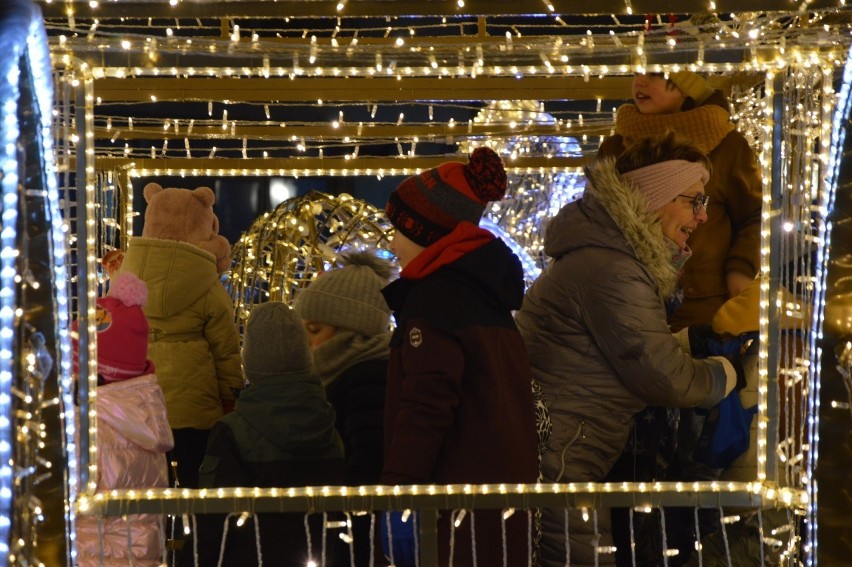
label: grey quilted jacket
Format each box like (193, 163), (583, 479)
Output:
(515, 158), (731, 567)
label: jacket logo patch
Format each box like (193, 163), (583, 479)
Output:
(409, 327), (422, 348)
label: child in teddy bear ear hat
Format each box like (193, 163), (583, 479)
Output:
(72, 272), (174, 566)
(120, 182), (244, 489)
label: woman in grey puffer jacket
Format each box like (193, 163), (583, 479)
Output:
(515, 132), (740, 567)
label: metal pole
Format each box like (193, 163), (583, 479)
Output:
(765, 72), (785, 485)
(75, 82), (90, 490)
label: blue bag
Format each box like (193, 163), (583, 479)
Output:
(380, 510), (418, 567)
(693, 391), (757, 469)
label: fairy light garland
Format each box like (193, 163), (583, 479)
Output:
(77, 481), (809, 517)
(801, 39), (852, 565)
(43, 10), (851, 83)
(30, 22), (76, 567)
(40, 6), (852, 565)
(0, 3), (76, 564)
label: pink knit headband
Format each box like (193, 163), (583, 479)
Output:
(620, 160), (710, 212)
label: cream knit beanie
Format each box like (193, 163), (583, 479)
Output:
(293, 251), (394, 336)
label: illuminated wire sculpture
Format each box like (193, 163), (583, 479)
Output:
(465, 101), (586, 278)
(227, 190), (394, 335)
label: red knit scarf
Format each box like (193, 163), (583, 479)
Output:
(400, 221), (494, 280)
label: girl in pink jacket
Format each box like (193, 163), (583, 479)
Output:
(73, 272), (174, 566)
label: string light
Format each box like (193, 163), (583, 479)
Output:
(32, 7), (852, 566)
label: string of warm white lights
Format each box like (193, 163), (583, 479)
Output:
(41, 9), (836, 43)
(77, 481), (808, 516)
(43, 5), (851, 567)
(47, 11), (852, 83)
(45, 14), (666, 38)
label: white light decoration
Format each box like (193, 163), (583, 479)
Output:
(1, 1), (73, 564)
(0, 30), (20, 567)
(37, 6), (852, 565)
(465, 101), (586, 276)
(804, 39), (852, 567)
(479, 218), (541, 285)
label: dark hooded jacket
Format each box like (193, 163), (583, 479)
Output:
(184, 374), (346, 567)
(515, 158), (733, 567)
(381, 224), (539, 567)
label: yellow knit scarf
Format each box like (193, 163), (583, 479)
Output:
(615, 104), (735, 155)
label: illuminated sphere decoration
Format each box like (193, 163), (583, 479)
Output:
(226, 190), (394, 335)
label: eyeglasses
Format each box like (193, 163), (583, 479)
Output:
(677, 193), (710, 215)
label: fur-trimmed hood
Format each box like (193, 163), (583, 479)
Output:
(543, 157), (679, 301)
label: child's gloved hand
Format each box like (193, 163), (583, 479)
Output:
(381, 510), (418, 567)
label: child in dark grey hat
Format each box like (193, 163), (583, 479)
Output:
(293, 251), (394, 567)
(183, 302), (347, 567)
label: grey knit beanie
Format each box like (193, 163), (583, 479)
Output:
(292, 251), (394, 337)
(243, 301), (312, 382)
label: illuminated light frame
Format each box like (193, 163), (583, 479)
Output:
(71, 32), (838, 558)
(0, 1), (74, 563)
(804, 40), (852, 566)
(89, 59), (809, 496)
(80, 481), (807, 517)
(0, 24), (21, 567)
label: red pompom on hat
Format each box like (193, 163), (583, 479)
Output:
(386, 147), (507, 247)
(72, 272), (154, 382)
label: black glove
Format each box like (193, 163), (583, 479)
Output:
(688, 324), (741, 357)
(721, 354), (748, 390)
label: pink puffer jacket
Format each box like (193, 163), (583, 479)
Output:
(76, 373), (174, 566)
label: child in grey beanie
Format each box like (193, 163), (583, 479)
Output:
(294, 251), (394, 344)
(292, 251), (394, 566)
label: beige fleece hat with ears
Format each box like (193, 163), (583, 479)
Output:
(669, 71), (715, 105)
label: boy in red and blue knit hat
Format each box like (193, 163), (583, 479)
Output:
(379, 147), (539, 567)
